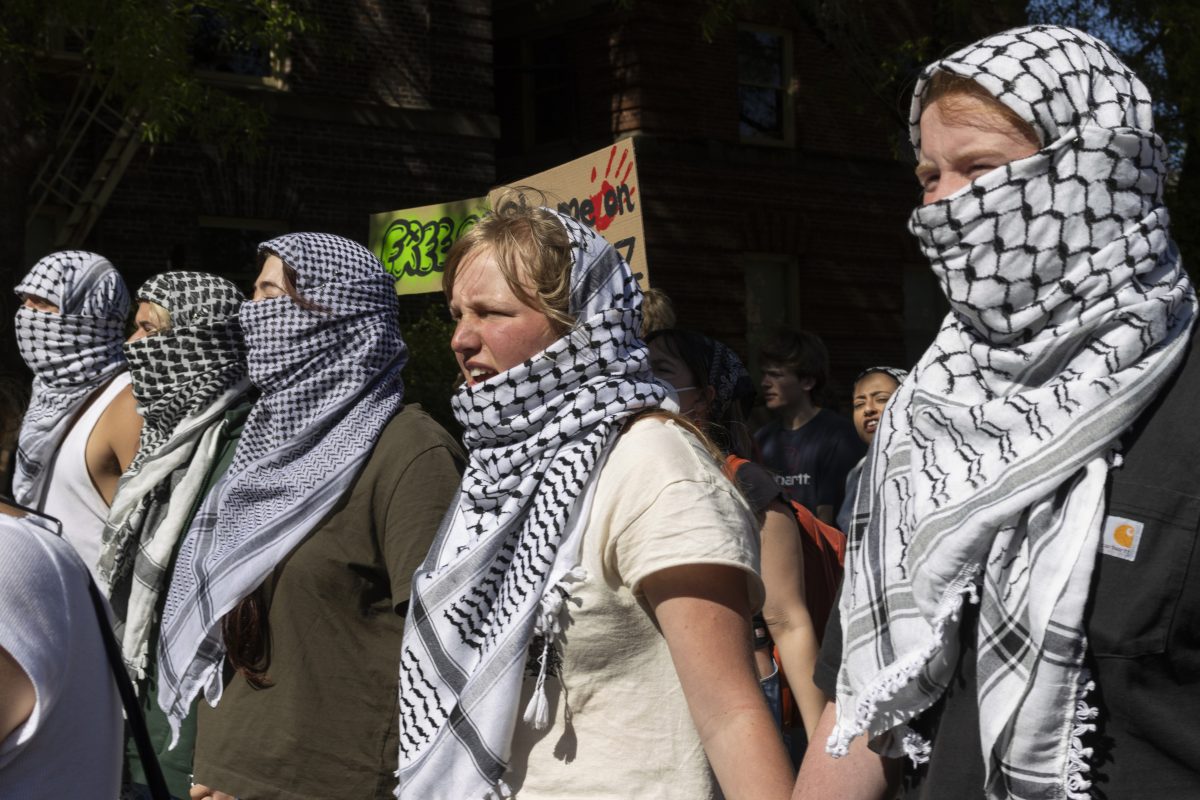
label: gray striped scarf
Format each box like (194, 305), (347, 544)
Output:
(831, 26), (1197, 800)
(99, 272), (251, 679)
(396, 212), (666, 798)
(156, 234), (407, 737)
(12, 251), (130, 507)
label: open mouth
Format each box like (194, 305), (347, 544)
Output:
(467, 366), (497, 385)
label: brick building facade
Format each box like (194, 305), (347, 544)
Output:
(492, 0), (974, 403)
(26, 0), (497, 296)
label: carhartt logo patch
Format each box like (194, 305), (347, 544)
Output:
(1101, 515), (1143, 562)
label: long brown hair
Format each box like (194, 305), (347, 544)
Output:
(222, 585), (273, 688)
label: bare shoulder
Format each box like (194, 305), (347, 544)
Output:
(95, 381), (142, 443)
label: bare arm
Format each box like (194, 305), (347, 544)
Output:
(792, 700), (900, 800)
(88, 383), (143, 504)
(0, 644), (35, 743)
(759, 500), (825, 738)
(643, 563), (794, 800)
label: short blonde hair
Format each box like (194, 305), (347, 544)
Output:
(442, 187), (575, 333)
(640, 288), (676, 337)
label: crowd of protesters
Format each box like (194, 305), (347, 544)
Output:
(1, 23), (1198, 800)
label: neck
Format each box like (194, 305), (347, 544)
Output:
(780, 399), (820, 431)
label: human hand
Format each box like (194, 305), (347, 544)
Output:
(189, 784), (237, 800)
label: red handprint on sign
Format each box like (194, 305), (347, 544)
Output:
(588, 144), (637, 232)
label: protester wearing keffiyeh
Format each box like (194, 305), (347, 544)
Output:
(397, 212), (668, 798)
(99, 272), (251, 678)
(157, 234), (407, 737)
(12, 251), (130, 507)
(830, 26), (1196, 800)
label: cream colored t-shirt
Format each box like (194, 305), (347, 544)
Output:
(505, 417), (764, 799)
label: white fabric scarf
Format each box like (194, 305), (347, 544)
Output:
(396, 212), (666, 799)
(156, 233), (407, 738)
(831, 25), (1197, 800)
(12, 251), (130, 507)
(99, 272), (251, 679)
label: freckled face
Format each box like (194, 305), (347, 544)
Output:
(448, 249), (560, 387)
(915, 94), (1041, 205)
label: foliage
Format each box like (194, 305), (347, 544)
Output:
(0, 0), (313, 154)
(1029, 0), (1200, 271)
(400, 301), (463, 438)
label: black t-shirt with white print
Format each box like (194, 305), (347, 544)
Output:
(815, 328), (1200, 799)
(754, 409), (865, 516)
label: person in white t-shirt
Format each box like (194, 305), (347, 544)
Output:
(12, 251), (142, 581)
(396, 192), (794, 799)
(0, 504), (123, 798)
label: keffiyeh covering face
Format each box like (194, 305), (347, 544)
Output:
(397, 212), (666, 798)
(832, 26), (1196, 800)
(156, 234), (406, 735)
(13, 251), (130, 507)
(98, 272), (251, 678)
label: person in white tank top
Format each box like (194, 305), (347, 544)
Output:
(13, 251), (143, 581)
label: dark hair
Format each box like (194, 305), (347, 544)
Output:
(257, 250), (326, 313)
(646, 328), (755, 459)
(222, 587), (273, 688)
(757, 327), (830, 402)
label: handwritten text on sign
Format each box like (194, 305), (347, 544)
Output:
(371, 140), (648, 295)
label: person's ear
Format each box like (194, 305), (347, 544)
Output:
(799, 376), (817, 392)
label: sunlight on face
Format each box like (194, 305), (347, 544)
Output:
(915, 94), (1041, 205)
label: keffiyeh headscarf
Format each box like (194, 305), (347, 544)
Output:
(831, 26), (1196, 800)
(13, 251), (130, 507)
(854, 365), (908, 388)
(98, 272), (251, 678)
(397, 212), (666, 798)
(157, 234), (407, 735)
(695, 332), (754, 422)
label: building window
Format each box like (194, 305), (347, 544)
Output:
(495, 33), (577, 158)
(737, 25), (794, 146)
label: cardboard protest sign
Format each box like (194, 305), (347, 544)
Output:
(370, 139), (647, 295)
(488, 140), (647, 288)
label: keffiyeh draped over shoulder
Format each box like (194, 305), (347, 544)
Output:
(13, 251), (130, 507)
(397, 212), (666, 798)
(157, 234), (407, 736)
(99, 272), (251, 678)
(832, 26), (1196, 800)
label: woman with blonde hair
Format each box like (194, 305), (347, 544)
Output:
(397, 197), (793, 799)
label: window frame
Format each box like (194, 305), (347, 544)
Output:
(736, 23), (796, 148)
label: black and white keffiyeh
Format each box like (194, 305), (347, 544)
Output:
(831, 26), (1196, 800)
(156, 234), (407, 735)
(99, 272), (250, 678)
(13, 251), (130, 507)
(396, 212), (666, 798)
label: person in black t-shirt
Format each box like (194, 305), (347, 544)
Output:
(793, 26), (1200, 800)
(754, 328), (864, 525)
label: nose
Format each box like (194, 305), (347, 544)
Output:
(450, 317), (478, 356)
(127, 328), (147, 343)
